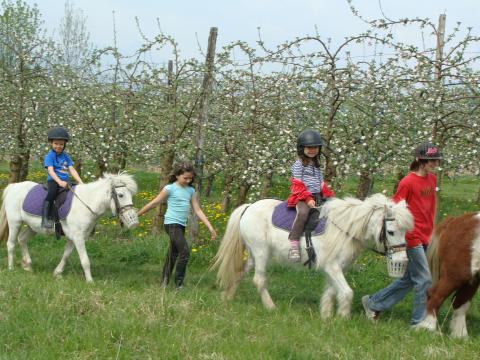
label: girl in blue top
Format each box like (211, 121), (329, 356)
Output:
(138, 162), (217, 288)
(42, 127), (83, 228)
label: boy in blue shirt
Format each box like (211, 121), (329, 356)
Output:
(42, 127), (83, 228)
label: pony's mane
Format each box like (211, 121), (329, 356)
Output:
(101, 172), (138, 194)
(319, 193), (412, 266)
(326, 194), (387, 242)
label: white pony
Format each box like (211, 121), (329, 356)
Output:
(0, 173), (138, 282)
(212, 194), (413, 318)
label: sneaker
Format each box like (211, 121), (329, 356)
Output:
(362, 295), (380, 321)
(288, 247), (301, 262)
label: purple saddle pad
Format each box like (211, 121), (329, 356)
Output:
(22, 184), (75, 220)
(272, 201), (327, 235)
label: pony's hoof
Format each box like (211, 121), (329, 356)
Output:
(53, 272), (63, 279)
(264, 304), (276, 311)
(336, 312), (351, 319)
(22, 260), (32, 271)
(320, 311), (333, 320)
(450, 332), (468, 339)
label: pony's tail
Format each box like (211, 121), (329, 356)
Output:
(0, 185), (12, 243)
(210, 204), (249, 301)
(427, 230), (441, 284)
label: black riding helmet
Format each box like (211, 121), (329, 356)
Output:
(47, 127), (70, 142)
(414, 142), (443, 160)
(296, 130), (323, 156)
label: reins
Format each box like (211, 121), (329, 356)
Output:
(67, 184), (99, 216)
(328, 205), (378, 243)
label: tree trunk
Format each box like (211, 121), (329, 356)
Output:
(261, 171), (273, 198)
(96, 159), (107, 177)
(188, 194), (200, 245)
(9, 154), (23, 183)
(236, 183), (251, 207)
(324, 156), (336, 183)
(151, 149), (175, 234)
(221, 175), (234, 212)
(392, 169), (406, 194)
(19, 150), (30, 181)
(74, 158), (83, 178)
(204, 174), (215, 197)
(356, 168), (373, 200)
(9, 148), (30, 183)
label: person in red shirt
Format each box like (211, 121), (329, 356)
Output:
(362, 142), (442, 326)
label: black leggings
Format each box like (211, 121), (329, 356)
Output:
(163, 224), (190, 287)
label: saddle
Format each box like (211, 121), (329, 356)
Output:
(271, 200), (328, 269)
(271, 201), (327, 235)
(22, 184), (76, 238)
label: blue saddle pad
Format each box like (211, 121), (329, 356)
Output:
(271, 201), (327, 235)
(22, 184), (75, 220)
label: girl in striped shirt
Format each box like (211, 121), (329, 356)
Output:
(287, 130), (334, 262)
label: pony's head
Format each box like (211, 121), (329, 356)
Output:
(364, 193), (414, 253)
(102, 172), (139, 228)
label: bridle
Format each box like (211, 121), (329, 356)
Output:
(69, 183), (133, 226)
(111, 184), (135, 227)
(373, 208), (406, 256)
(329, 205), (406, 256)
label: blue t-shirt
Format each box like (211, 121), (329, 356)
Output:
(164, 183), (195, 226)
(44, 150), (73, 181)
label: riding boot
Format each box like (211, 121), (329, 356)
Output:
(41, 201), (54, 228)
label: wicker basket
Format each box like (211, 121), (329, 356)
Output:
(387, 250), (408, 278)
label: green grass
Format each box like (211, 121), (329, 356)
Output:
(0, 166), (479, 359)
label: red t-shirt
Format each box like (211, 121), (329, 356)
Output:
(393, 172), (436, 248)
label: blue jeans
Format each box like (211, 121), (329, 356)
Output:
(366, 245), (432, 325)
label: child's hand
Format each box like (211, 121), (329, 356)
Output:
(59, 180), (68, 188)
(209, 228), (217, 240)
(307, 199), (316, 208)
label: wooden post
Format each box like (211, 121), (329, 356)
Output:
(151, 60), (176, 234)
(194, 27), (218, 193)
(434, 14), (446, 83)
(190, 27), (218, 243)
(432, 14), (446, 141)
(434, 14), (446, 223)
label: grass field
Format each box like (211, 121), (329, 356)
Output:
(0, 167), (479, 359)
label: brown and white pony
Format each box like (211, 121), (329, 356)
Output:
(417, 213), (480, 338)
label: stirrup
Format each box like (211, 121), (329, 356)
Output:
(288, 247), (301, 262)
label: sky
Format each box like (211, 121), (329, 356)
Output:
(22, 0), (480, 64)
